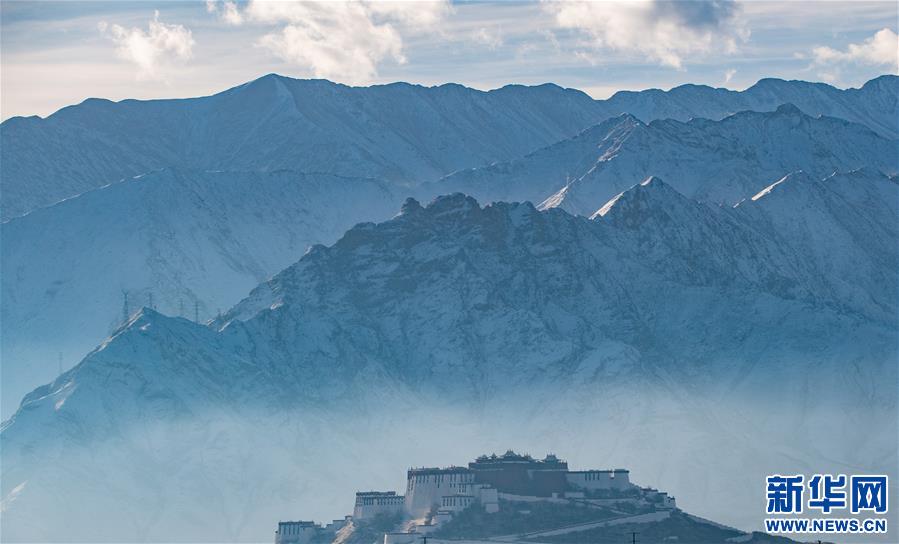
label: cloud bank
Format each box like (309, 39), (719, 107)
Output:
(207, 0), (451, 84)
(812, 28), (898, 72)
(545, 0), (748, 69)
(99, 11), (194, 80)
(206, 0), (243, 26)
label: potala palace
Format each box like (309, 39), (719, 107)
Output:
(274, 450), (677, 544)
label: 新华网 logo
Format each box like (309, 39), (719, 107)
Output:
(764, 473), (888, 535)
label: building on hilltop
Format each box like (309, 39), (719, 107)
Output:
(641, 487), (678, 509)
(404, 466), (484, 516)
(275, 517), (350, 544)
(274, 521), (320, 544)
(401, 450), (637, 517)
(274, 449), (675, 543)
(466, 450), (572, 497)
(353, 491), (405, 520)
(325, 517), (352, 532)
(566, 468), (632, 491)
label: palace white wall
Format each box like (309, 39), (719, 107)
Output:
(404, 470), (474, 517)
(353, 493), (404, 520)
(274, 523), (318, 544)
(477, 486), (499, 513)
(440, 495), (474, 512)
(566, 469), (631, 491)
(324, 517), (351, 532)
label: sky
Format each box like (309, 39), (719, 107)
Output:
(1, 0), (897, 120)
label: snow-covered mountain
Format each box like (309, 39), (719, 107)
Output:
(1, 74), (896, 541)
(0, 75), (606, 220)
(0, 168), (400, 416)
(3, 177), (895, 542)
(436, 104), (898, 214)
(601, 74), (899, 139)
(3, 74), (895, 220)
(3, 96), (896, 417)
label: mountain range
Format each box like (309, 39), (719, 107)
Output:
(3, 171), (896, 541)
(1, 74), (897, 542)
(2, 76), (897, 417)
(3, 74), (896, 220)
(1, 75), (605, 220)
(434, 104), (897, 211)
(597, 74), (898, 139)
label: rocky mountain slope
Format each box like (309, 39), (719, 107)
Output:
(436, 105), (898, 213)
(2, 75), (895, 220)
(602, 74), (898, 139)
(0, 75), (606, 220)
(5, 99), (895, 416)
(3, 177), (896, 541)
(0, 168), (399, 416)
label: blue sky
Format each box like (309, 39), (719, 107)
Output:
(1, 0), (896, 120)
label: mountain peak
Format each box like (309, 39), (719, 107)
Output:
(572, 113), (644, 143)
(424, 192), (480, 217)
(591, 176), (686, 222)
(860, 74), (899, 92)
(100, 306), (168, 341)
(399, 197), (424, 216)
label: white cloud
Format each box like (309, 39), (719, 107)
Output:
(811, 28), (898, 71)
(365, 1), (451, 29)
(471, 27), (504, 50)
(206, 1), (244, 26)
(545, 0), (748, 69)
(724, 68), (737, 83)
(99, 11), (194, 80)
(211, 0), (451, 84)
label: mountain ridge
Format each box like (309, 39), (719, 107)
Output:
(437, 103), (896, 214)
(3, 74), (896, 220)
(0, 74), (607, 220)
(4, 89), (895, 416)
(2, 72), (897, 542)
(3, 181), (895, 540)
